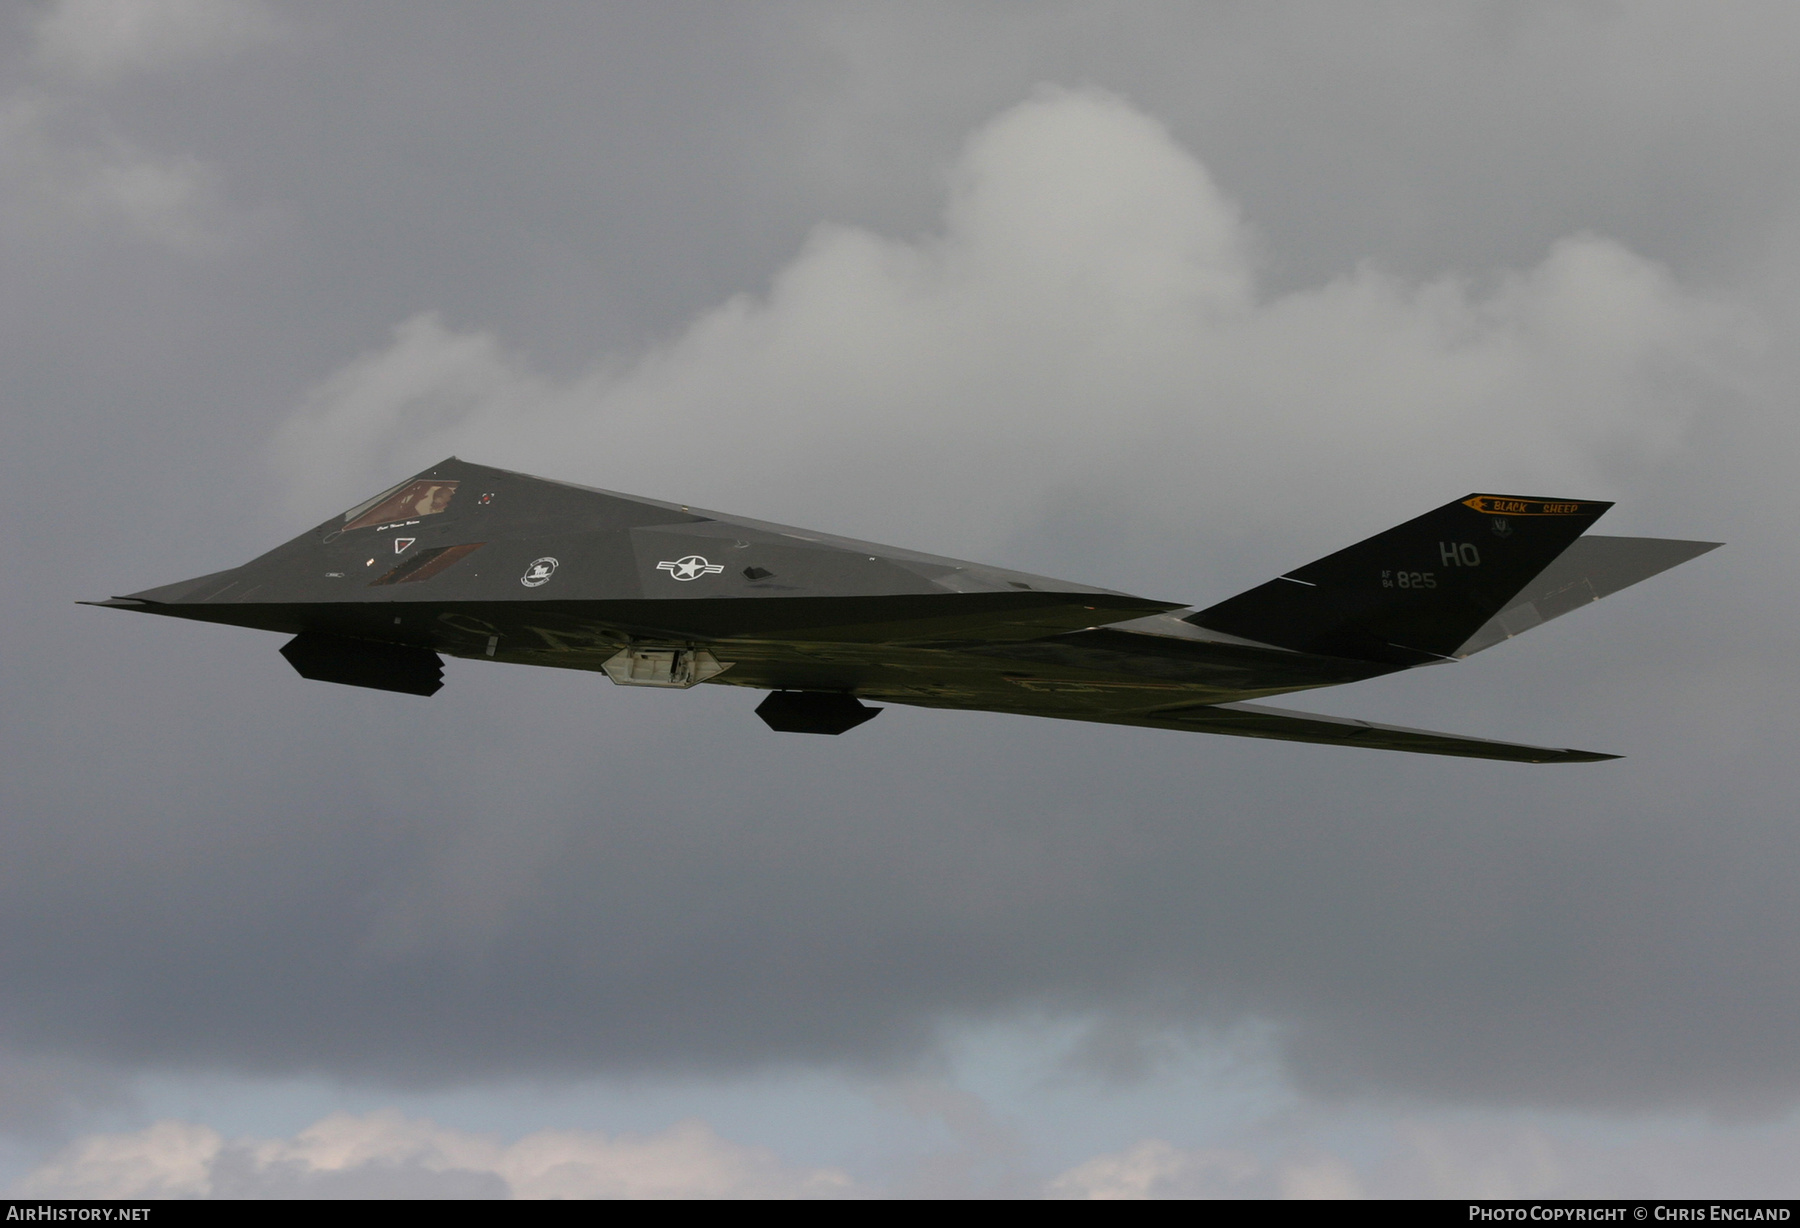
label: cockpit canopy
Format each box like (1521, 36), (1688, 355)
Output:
(339, 480), (458, 532)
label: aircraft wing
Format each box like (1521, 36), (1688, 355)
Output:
(1096, 700), (1618, 763)
(847, 629), (1614, 761)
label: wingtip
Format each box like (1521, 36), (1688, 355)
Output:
(1552, 749), (1624, 764)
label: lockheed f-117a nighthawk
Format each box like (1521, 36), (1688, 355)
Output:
(87, 458), (1718, 763)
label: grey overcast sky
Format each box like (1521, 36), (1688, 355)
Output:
(6, 0), (1800, 1199)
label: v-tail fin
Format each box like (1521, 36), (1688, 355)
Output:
(1188, 494), (1612, 664)
(1452, 535), (1721, 656)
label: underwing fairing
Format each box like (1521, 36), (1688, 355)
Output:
(88, 459), (1719, 763)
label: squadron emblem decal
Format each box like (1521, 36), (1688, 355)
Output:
(657, 555), (725, 582)
(520, 557), (559, 587)
(1462, 496), (1589, 516)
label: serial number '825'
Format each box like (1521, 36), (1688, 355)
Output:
(1381, 570), (1435, 589)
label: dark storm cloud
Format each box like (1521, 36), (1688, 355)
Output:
(5, 1), (1800, 1120)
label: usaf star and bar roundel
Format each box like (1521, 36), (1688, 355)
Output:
(657, 555), (725, 582)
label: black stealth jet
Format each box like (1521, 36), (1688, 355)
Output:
(88, 458), (1718, 762)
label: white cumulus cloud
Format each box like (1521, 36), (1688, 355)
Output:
(14, 1119), (223, 1199)
(32, 0), (284, 83)
(1046, 1139), (1362, 1199)
(271, 86), (1747, 595)
(0, 92), (231, 250)
(1047, 1114), (1800, 1200)
(13, 1111), (860, 1200)
(0, 0), (275, 249)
